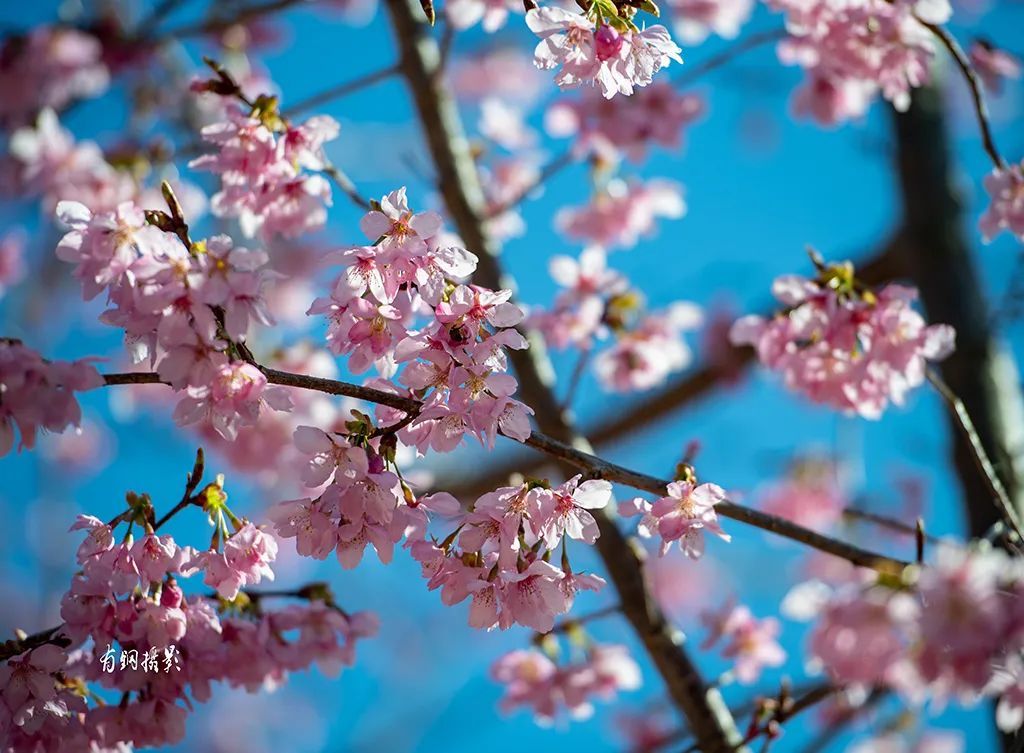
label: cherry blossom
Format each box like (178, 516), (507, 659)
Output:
(446, 0), (523, 32)
(701, 601), (787, 683)
(525, 8), (682, 100)
(969, 42), (1021, 93)
(768, 0), (948, 124)
(979, 161), (1024, 242)
(730, 266), (956, 418)
(491, 644), (641, 724)
(546, 83), (705, 161)
(556, 177), (685, 249)
(666, 0), (753, 45)
(0, 27), (108, 128)
(0, 339), (103, 456)
(623, 480), (731, 559)
(0, 230), (26, 298)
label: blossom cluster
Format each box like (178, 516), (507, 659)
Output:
(790, 546), (1024, 733)
(55, 199), (292, 440)
(729, 265), (956, 418)
(307, 187), (533, 446)
(6, 109), (138, 213)
(409, 476), (612, 631)
(665, 0), (753, 44)
(2, 489), (375, 751)
(491, 644), (641, 724)
(0, 339), (102, 456)
(190, 99), (340, 239)
(768, 0), (949, 125)
(700, 600), (787, 684)
(556, 177), (685, 249)
(0, 27), (108, 128)
(529, 247), (703, 392)
(979, 160), (1024, 243)
(546, 82), (706, 162)
(525, 6), (682, 100)
(621, 479), (731, 559)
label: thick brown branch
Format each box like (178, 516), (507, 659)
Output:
(381, 0), (744, 747)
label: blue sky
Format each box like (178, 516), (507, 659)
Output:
(2, 0), (1024, 750)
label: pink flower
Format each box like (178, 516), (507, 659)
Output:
(980, 162), (1024, 243)
(526, 8), (681, 99)
(769, 0), (945, 124)
(479, 98), (537, 150)
(594, 303), (703, 392)
(990, 656), (1024, 733)
(648, 481), (731, 558)
(530, 475), (612, 547)
(969, 42), (1021, 94)
(0, 27), (108, 128)
(666, 0), (752, 44)
(556, 177), (685, 249)
(359, 187), (442, 256)
(446, 0), (523, 32)
(173, 361), (293, 441)
(491, 644), (640, 724)
(809, 585), (916, 687)
(9, 109), (134, 212)
(197, 523), (278, 599)
(0, 644), (68, 733)
(0, 340), (102, 455)
(730, 273), (955, 418)
(756, 458), (847, 532)
(546, 83), (705, 161)
(269, 497), (338, 559)
(701, 601), (786, 684)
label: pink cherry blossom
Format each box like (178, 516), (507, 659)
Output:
(969, 42), (1021, 94)
(666, 0), (753, 45)
(594, 302), (703, 392)
(526, 8), (682, 100)
(640, 480), (731, 559)
(730, 272), (955, 418)
(979, 161), (1024, 243)
(546, 83), (705, 161)
(0, 27), (108, 128)
(701, 601), (787, 684)
(446, 0), (523, 32)
(173, 361), (293, 441)
(556, 177), (685, 249)
(0, 339), (103, 455)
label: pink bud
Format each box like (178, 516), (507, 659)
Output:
(594, 25), (624, 61)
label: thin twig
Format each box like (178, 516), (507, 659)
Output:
(322, 161), (372, 210)
(920, 21), (1006, 170)
(559, 349), (591, 412)
(672, 29), (788, 89)
(154, 447), (205, 531)
(927, 369), (1024, 541)
(282, 65), (400, 117)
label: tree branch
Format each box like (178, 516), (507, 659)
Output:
(380, 1), (746, 747)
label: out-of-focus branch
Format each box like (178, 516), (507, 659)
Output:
(891, 85), (1024, 540)
(380, 2), (747, 749)
(891, 83), (1024, 749)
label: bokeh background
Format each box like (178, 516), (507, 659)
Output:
(2, 0), (1024, 750)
